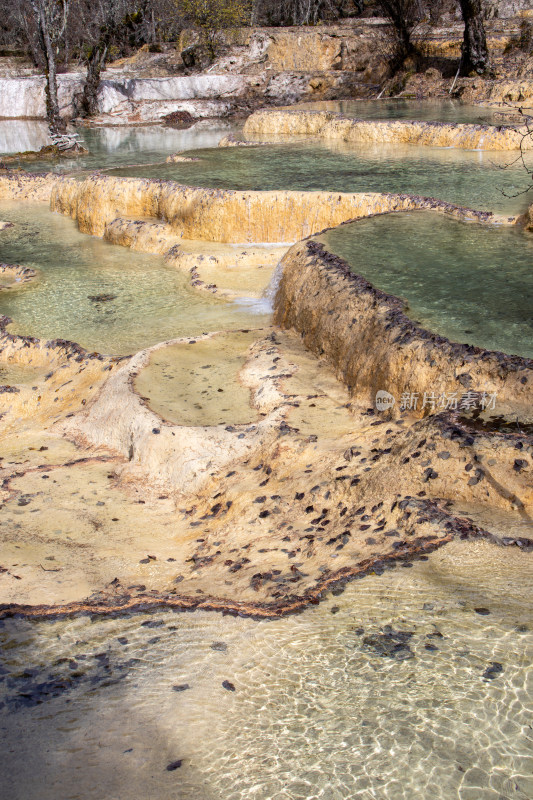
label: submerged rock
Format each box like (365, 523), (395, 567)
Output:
(482, 662), (503, 680)
(362, 631), (415, 660)
(88, 294), (117, 303)
(1, 143), (88, 164)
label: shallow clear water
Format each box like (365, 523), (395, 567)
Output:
(134, 331), (262, 427)
(292, 99), (523, 126)
(0, 362), (48, 384)
(0, 121), (234, 168)
(320, 211), (533, 358)
(2, 116), (531, 217)
(0, 541), (531, 800)
(0, 203), (269, 354)
(0, 100), (508, 160)
(108, 141), (531, 217)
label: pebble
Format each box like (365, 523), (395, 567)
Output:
(222, 680), (236, 692)
(482, 662), (503, 680)
(362, 632), (414, 660)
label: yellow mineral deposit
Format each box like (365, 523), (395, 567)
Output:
(0, 113), (531, 623)
(243, 109), (533, 151)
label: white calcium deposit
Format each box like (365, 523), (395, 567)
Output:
(0, 74), (248, 120)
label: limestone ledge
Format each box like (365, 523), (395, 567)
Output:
(2, 402), (531, 619)
(0, 173), (516, 245)
(89, 99), (235, 126)
(0, 171), (58, 202)
(103, 217), (284, 298)
(243, 109), (532, 152)
(47, 176), (520, 243)
(59, 329), (294, 496)
(0, 74), (248, 121)
(218, 135), (268, 148)
(0, 144), (88, 164)
(274, 238), (533, 417)
(0, 315), (531, 618)
(165, 153), (201, 163)
(0, 316), (125, 432)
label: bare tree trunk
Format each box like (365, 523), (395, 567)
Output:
(376, 0), (421, 67)
(459, 0), (489, 75)
(30, 0), (67, 132)
(79, 43), (108, 117)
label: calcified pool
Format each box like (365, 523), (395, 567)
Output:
(291, 98), (523, 125)
(0, 541), (531, 800)
(134, 330), (263, 427)
(1, 114), (530, 218)
(0, 202), (269, 354)
(0, 361), (48, 385)
(108, 141), (530, 217)
(319, 211), (533, 359)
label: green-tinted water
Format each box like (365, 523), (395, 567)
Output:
(108, 141), (531, 217)
(320, 211), (533, 358)
(2, 114), (531, 217)
(0, 203), (269, 355)
(0, 107), (532, 800)
(0, 541), (531, 800)
(292, 99), (524, 125)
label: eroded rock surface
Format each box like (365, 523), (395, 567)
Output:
(0, 310), (531, 619)
(0, 262), (37, 291)
(0, 172), (516, 247)
(0, 74), (248, 121)
(274, 239), (533, 415)
(0, 170), (530, 621)
(243, 109), (532, 151)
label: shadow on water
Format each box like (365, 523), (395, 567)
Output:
(0, 540), (531, 800)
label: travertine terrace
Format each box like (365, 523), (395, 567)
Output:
(1, 4), (533, 794)
(0, 162), (531, 620)
(243, 108), (533, 151)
